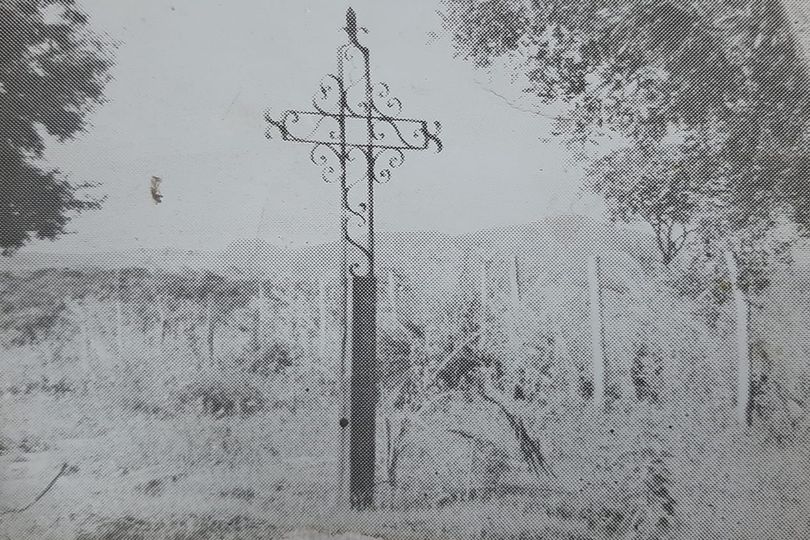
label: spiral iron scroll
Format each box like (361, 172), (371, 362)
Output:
(264, 7), (443, 281)
(310, 143), (343, 183)
(344, 148), (372, 277)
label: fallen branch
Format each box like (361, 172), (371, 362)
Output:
(446, 428), (494, 448)
(478, 389), (556, 479)
(0, 463), (68, 516)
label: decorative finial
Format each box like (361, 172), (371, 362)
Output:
(345, 7), (357, 39)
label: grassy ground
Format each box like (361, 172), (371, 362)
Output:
(2, 268), (810, 539)
(3, 362), (809, 540)
(0, 389), (587, 540)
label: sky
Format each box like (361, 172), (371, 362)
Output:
(32, 0), (611, 253)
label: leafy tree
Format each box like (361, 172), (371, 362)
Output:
(588, 128), (728, 265)
(443, 0), (810, 271)
(1, 0), (113, 255)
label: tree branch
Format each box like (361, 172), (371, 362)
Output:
(0, 463), (68, 516)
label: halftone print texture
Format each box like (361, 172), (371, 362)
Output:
(2, 1), (810, 540)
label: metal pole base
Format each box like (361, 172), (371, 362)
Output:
(348, 274), (377, 509)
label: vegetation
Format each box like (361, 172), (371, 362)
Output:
(0, 0), (114, 254)
(442, 0), (810, 279)
(1, 256), (809, 539)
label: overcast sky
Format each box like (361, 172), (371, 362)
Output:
(32, 0), (610, 253)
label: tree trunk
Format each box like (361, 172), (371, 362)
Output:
(387, 270), (397, 315)
(115, 270), (124, 356)
(206, 293), (215, 365)
(724, 251), (750, 426)
(384, 418), (397, 508)
(156, 295), (167, 346)
(78, 308), (91, 394)
(319, 274), (328, 360)
(553, 322), (577, 398)
(588, 256), (606, 411)
(480, 259), (488, 336)
(255, 281), (267, 354)
(507, 254), (520, 351)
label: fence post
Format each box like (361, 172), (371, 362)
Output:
(480, 259), (488, 335)
(319, 274), (328, 360)
(388, 270), (397, 315)
(69, 301), (92, 394)
(115, 269), (124, 356)
(206, 292), (215, 364)
(553, 322), (577, 398)
(156, 295), (167, 346)
(724, 251), (750, 426)
(255, 279), (266, 355)
(508, 254), (520, 351)
(588, 255), (606, 411)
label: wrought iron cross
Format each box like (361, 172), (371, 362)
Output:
(265, 8), (441, 509)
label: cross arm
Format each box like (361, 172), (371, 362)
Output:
(265, 109), (442, 152)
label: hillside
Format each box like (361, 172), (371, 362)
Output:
(0, 215), (657, 277)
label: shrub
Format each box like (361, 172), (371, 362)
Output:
(245, 342), (295, 376)
(177, 375), (265, 418)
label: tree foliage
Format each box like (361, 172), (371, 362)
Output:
(588, 129), (727, 265)
(443, 0), (810, 272)
(1, 0), (113, 254)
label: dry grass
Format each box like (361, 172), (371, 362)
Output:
(2, 267), (810, 539)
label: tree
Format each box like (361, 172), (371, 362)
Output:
(0, 0), (113, 255)
(442, 0), (810, 269)
(589, 129), (728, 265)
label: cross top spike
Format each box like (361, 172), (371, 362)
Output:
(345, 7), (357, 39)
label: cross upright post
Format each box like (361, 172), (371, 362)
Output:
(265, 7), (442, 510)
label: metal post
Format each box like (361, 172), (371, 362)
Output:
(349, 274), (377, 508)
(265, 8), (441, 509)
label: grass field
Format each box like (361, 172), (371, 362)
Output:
(1, 263), (810, 540)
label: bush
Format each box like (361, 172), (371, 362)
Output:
(177, 376), (265, 418)
(245, 342), (295, 376)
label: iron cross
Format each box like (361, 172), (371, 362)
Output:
(265, 7), (442, 510)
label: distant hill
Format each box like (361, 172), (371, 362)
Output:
(0, 215), (659, 277)
(0, 247), (222, 273)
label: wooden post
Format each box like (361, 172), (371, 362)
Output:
(507, 254), (520, 351)
(319, 274), (328, 361)
(206, 292), (215, 364)
(115, 270), (124, 356)
(147, 265), (167, 346)
(724, 251), (750, 426)
(387, 270), (397, 315)
(156, 295), (167, 346)
(72, 302), (92, 394)
(384, 418), (396, 509)
(587, 256), (606, 410)
(553, 322), (577, 398)
(256, 280), (267, 355)
(480, 259), (488, 335)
